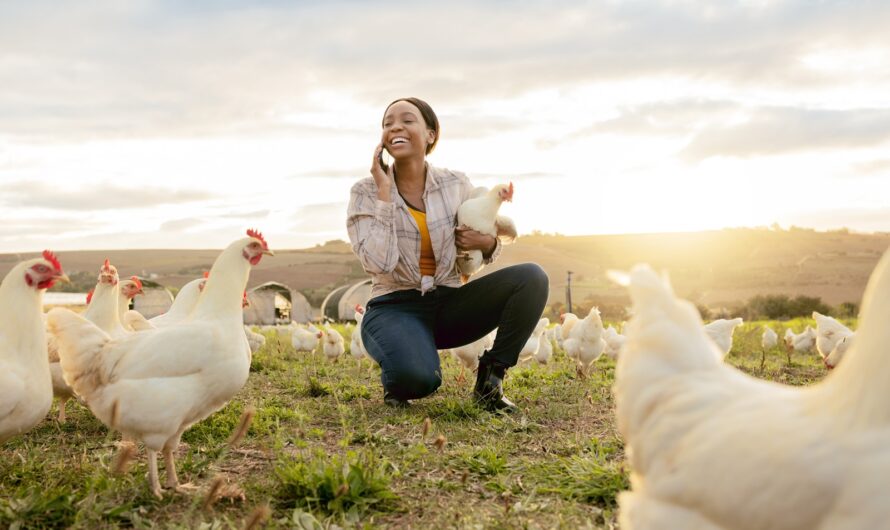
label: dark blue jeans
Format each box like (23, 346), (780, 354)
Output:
(360, 263), (549, 401)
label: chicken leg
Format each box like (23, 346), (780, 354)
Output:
(148, 449), (162, 499)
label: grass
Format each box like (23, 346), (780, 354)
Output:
(0, 319), (832, 529)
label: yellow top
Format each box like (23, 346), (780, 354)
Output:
(407, 205), (437, 277)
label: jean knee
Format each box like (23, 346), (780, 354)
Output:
(520, 263), (549, 296)
(389, 367), (441, 400)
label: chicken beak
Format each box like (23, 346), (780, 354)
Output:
(56, 273), (71, 284)
(263, 249), (275, 257)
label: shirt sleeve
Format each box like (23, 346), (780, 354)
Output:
(347, 180), (399, 274)
(483, 236), (502, 265)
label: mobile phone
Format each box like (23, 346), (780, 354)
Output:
(377, 148), (390, 173)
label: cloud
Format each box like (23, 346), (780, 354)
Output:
(291, 201), (348, 235)
(852, 158), (890, 175)
(680, 106), (890, 161)
(0, 216), (99, 237)
(0, 181), (215, 210)
(3, 1), (890, 142)
(159, 218), (203, 232)
(217, 209), (271, 219)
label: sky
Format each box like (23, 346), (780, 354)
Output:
(2, 0), (890, 252)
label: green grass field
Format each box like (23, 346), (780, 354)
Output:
(0, 319), (833, 529)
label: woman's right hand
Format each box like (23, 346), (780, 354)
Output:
(371, 143), (392, 201)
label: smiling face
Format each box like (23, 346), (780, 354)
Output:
(382, 100), (438, 161)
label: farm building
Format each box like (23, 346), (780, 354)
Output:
(321, 279), (372, 321)
(243, 281), (313, 325)
(132, 279), (174, 318)
(338, 279), (372, 320)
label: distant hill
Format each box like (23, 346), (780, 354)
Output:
(3, 229), (888, 310)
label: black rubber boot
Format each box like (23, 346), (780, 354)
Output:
(383, 391), (410, 409)
(473, 360), (518, 413)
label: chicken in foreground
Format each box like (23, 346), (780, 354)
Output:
(609, 249), (890, 530)
(1, 251), (69, 443)
(46, 230), (273, 497)
(703, 317), (744, 358)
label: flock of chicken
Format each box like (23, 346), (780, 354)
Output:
(2, 218), (887, 527)
(1, 230), (272, 497)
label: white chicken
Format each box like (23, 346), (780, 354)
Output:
(786, 326), (816, 353)
(825, 335), (854, 369)
(321, 325), (345, 362)
(610, 253), (890, 530)
(450, 330), (496, 383)
(291, 323), (322, 353)
(534, 326), (554, 365)
(81, 259), (129, 339)
(125, 276), (207, 331)
(761, 326), (778, 350)
(1, 251), (68, 443)
(117, 276), (144, 330)
(518, 317), (549, 364)
(46, 230), (273, 497)
(813, 311), (855, 361)
(703, 317), (744, 359)
(563, 307), (607, 377)
(455, 183), (517, 281)
(49, 259), (130, 423)
(558, 313), (579, 355)
(603, 325), (626, 360)
(350, 305), (368, 361)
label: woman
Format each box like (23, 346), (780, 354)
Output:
(346, 97), (548, 412)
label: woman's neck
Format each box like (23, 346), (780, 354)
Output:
(393, 158), (427, 194)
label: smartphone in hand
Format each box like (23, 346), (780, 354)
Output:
(377, 148), (390, 173)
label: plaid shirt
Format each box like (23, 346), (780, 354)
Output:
(347, 164), (503, 300)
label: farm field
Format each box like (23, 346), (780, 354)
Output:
(0, 319), (832, 529)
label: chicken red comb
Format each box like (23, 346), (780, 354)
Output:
(246, 228), (268, 250)
(203, 271), (210, 279)
(130, 276), (143, 290)
(43, 250), (62, 273)
(86, 289), (94, 304)
(508, 182), (514, 197)
(103, 258), (111, 269)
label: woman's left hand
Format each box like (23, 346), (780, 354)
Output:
(455, 226), (497, 255)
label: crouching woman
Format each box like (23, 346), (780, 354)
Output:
(346, 97), (548, 412)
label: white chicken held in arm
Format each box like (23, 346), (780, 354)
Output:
(321, 325), (345, 362)
(610, 253), (890, 530)
(1, 251), (69, 443)
(703, 317), (744, 359)
(455, 183), (517, 281)
(46, 229), (273, 498)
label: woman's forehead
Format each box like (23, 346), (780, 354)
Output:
(384, 100), (421, 120)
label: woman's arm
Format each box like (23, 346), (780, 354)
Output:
(347, 181), (400, 274)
